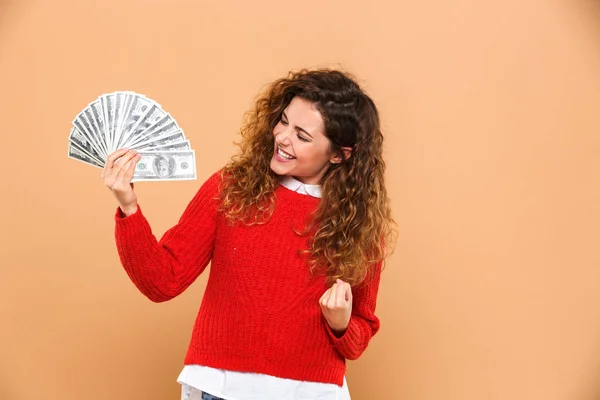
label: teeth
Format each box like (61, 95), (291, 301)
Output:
(278, 147), (295, 160)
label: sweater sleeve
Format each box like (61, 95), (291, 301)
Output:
(325, 262), (382, 360)
(114, 171), (221, 303)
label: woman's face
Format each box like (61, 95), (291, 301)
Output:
(270, 97), (340, 185)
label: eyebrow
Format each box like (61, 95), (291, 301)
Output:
(282, 111), (313, 138)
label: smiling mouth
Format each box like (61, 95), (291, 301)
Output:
(277, 146), (296, 160)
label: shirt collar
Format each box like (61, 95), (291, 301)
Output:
(279, 176), (322, 198)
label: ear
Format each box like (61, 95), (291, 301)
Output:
(330, 146), (353, 164)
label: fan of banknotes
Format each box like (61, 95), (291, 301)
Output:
(67, 91), (196, 181)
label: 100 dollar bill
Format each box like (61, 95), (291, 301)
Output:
(132, 150), (196, 181)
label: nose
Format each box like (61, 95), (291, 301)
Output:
(275, 126), (293, 145)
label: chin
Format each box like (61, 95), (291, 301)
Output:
(269, 158), (285, 175)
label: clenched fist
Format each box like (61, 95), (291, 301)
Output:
(319, 279), (352, 335)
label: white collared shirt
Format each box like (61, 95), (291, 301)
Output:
(278, 176), (322, 198)
(178, 176), (351, 400)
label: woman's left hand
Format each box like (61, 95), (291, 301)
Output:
(319, 279), (353, 335)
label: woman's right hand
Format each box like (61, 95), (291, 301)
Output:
(102, 148), (142, 217)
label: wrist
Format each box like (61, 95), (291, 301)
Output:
(120, 203), (138, 217)
(328, 318), (350, 336)
(331, 326), (348, 338)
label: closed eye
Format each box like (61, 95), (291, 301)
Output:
(281, 111), (313, 142)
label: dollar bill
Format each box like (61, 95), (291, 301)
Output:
(68, 127), (104, 161)
(73, 112), (106, 159)
(131, 129), (185, 150)
(112, 91), (128, 152)
(68, 142), (104, 169)
(132, 150), (196, 181)
(121, 102), (167, 147)
(128, 114), (180, 148)
(100, 94), (113, 152)
(85, 100), (108, 156)
(117, 94), (156, 149)
(68, 136), (105, 165)
(139, 139), (191, 151)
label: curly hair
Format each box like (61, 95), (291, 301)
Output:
(219, 68), (396, 286)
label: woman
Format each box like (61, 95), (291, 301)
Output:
(102, 69), (396, 400)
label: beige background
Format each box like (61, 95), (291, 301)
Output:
(1, 0), (599, 399)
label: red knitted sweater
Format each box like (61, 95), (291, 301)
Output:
(114, 171), (381, 386)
